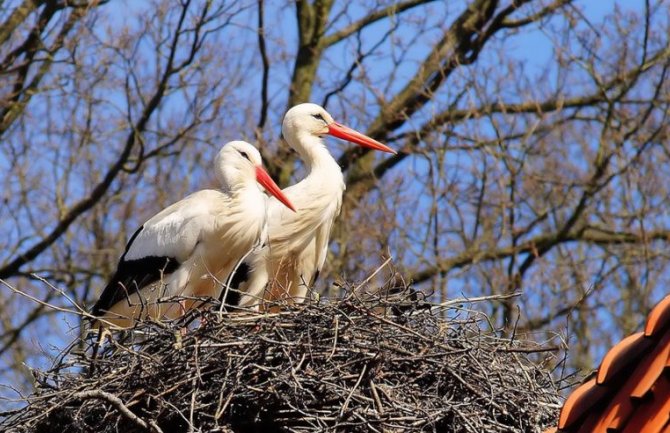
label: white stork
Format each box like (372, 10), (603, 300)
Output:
(92, 140), (295, 328)
(231, 103), (395, 309)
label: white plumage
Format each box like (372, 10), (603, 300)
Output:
(92, 140), (294, 328)
(235, 103), (396, 308)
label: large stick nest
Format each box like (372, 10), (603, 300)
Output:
(3, 292), (562, 432)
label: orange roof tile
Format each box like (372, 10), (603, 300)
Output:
(557, 378), (607, 429)
(548, 294), (670, 433)
(622, 375), (670, 433)
(646, 295), (670, 336)
(596, 332), (651, 385)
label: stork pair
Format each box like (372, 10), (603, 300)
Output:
(92, 104), (395, 328)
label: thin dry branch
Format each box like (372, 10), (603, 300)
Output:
(71, 390), (164, 433)
(322, 0), (439, 47)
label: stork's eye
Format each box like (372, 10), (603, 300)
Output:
(312, 113), (325, 122)
(239, 151), (250, 161)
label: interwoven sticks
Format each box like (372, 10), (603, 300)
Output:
(3, 294), (562, 433)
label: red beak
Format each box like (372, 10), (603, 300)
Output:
(327, 122), (396, 154)
(255, 166), (296, 212)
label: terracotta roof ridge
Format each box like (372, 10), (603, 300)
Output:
(548, 294), (670, 433)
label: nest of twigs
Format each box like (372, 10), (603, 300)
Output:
(3, 291), (562, 433)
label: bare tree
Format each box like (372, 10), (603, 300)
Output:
(0, 0), (250, 396)
(1, 0), (668, 401)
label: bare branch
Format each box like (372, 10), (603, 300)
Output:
(409, 228), (670, 286)
(73, 390), (164, 433)
(0, 0), (43, 46)
(255, 0), (270, 133)
(321, 0), (439, 47)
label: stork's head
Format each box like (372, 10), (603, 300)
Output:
(282, 103), (396, 154)
(216, 141), (295, 211)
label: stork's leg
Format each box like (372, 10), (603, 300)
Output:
(178, 299), (189, 336)
(88, 326), (112, 376)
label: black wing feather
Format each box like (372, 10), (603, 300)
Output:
(310, 269), (321, 286)
(92, 225), (180, 316)
(221, 262), (250, 307)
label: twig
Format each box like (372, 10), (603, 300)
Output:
(73, 390), (164, 433)
(432, 292), (523, 309)
(327, 314), (340, 361)
(369, 380), (384, 416)
(340, 364), (367, 417)
(353, 257), (393, 292)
